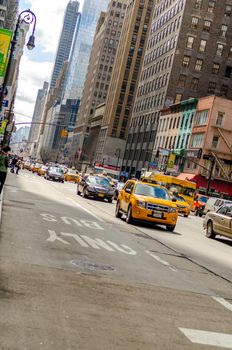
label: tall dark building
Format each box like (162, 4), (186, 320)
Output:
(50, 0), (80, 90)
(123, 0), (232, 178)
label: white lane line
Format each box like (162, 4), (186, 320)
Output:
(71, 199), (104, 223)
(179, 328), (232, 349)
(212, 297), (232, 312)
(145, 250), (177, 272)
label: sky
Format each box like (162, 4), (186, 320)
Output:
(14, 0), (83, 126)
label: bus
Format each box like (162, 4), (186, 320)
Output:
(141, 173), (196, 206)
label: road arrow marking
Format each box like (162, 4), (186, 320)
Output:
(179, 328), (232, 348)
(212, 297), (232, 313)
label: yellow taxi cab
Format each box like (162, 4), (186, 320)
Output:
(38, 165), (48, 176)
(64, 169), (80, 183)
(171, 193), (190, 218)
(31, 163), (42, 173)
(116, 179), (178, 231)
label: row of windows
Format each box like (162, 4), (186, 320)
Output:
(194, 0), (232, 17)
(141, 54), (173, 82)
(124, 148), (152, 162)
(112, 1), (127, 10)
(176, 75), (229, 96)
(154, 0), (179, 18)
(148, 15), (181, 50)
(191, 16), (228, 38)
(136, 73), (170, 105)
(130, 111), (159, 129)
(152, 0), (184, 33)
(101, 55), (115, 64)
(99, 64), (113, 73)
(134, 89), (166, 113)
(106, 28), (122, 37)
(186, 36), (231, 58)
(144, 34), (177, 66)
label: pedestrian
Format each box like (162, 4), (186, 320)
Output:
(15, 159), (21, 175)
(0, 146), (11, 194)
(10, 155), (18, 173)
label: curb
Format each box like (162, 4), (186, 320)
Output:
(0, 190), (3, 225)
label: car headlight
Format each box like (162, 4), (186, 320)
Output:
(169, 207), (177, 213)
(88, 186), (96, 192)
(137, 200), (146, 208)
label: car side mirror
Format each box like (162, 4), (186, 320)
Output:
(172, 198), (177, 202)
(125, 188), (131, 194)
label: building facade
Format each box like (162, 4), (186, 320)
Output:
(72, 0), (128, 167)
(123, 0), (232, 177)
(0, 0), (18, 30)
(50, 0), (80, 90)
(94, 0), (154, 170)
(182, 96), (232, 197)
(64, 0), (110, 101)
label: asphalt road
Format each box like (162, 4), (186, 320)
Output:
(0, 170), (232, 350)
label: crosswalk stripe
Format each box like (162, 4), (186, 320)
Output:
(179, 328), (232, 348)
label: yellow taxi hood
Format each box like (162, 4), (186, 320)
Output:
(135, 195), (176, 207)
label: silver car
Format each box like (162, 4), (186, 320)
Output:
(203, 205), (232, 240)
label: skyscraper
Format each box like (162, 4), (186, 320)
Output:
(71, 0), (128, 166)
(123, 0), (232, 178)
(50, 0), (80, 90)
(94, 0), (154, 168)
(64, 0), (110, 101)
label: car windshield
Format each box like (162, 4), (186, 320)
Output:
(50, 167), (63, 173)
(174, 195), (186, 202)
(68, 170), (77, 175)
(87, 176), (111, 187)
(199, 196), (208, 203)
(134, 184), (170, 200)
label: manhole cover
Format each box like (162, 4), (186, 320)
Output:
(71, 260), (114, 271)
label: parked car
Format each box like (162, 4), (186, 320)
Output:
(114, 182), (125, 200)
(116, 179), (178, 231)
(45, 167), (64, 182)
(77, 175), (114, 202)
(203, 204), (232, 240)
(32, 163), (42, 173)
(171, 194), (190, 218)
(203, 197), (220, 215)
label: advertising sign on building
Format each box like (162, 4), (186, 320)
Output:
(167, 153), (176, 169)
(0, 28), (13, 78)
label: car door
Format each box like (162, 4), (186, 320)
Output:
(221, 206), (232, 238)
(120, 181), (133, 212)
(213, 206), (229, 236)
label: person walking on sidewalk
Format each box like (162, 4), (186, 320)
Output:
(0, 146), (11, 194)
(15, 159), (21, 175)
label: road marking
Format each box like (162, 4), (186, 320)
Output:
(145, 250), (177, 272)
(46, 230), (137, 255)
(179, 328), (232, 348)
(74, 201), (104, 222)
(212, 297), (232, 312)
(40, 214), (104, 230)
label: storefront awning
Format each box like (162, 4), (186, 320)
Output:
(177, 173), (197, 181)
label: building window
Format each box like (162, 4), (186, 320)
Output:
(199, 39), (207, 52)
(216, 112), (224, 126)
(191, 133), (204, 147)
(195, 59), (203, 71)
(225, 65), (232, 78)
(194, 0), (202, 9)
(208, 1), (216, 13)
(182, 55), (190, 67)
(216, 44), (224, 56)
(191, 17), (199, 29)
(186, 36), (194, 49)
(221, 24), (228, 37)
(194, 110), (209, 125)
(228, 47), (232, 59)
(191, 78), (199, 91)
(225, 5), (232, 16)
(221, 84), (229, 97)
(203, 20), (211, 32)
(212, 63), (220, 74)
(208, 81), (216, 93)
(175, 94), (182, 103)
(211, 135), (219, 148)
(178, 74), (186, 88)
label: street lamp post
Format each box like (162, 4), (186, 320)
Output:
(0, 9), (36, 146)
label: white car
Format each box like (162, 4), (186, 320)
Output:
(203, 205), (232, 240)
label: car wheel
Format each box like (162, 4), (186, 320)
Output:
(206, 221), (216, 239)
(184, 214), (189, 218)
(115, 201), (122, 218)
(83, 189), (88, 198)
(166, 225), (175, 232)
(126, 205), (134, 224)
